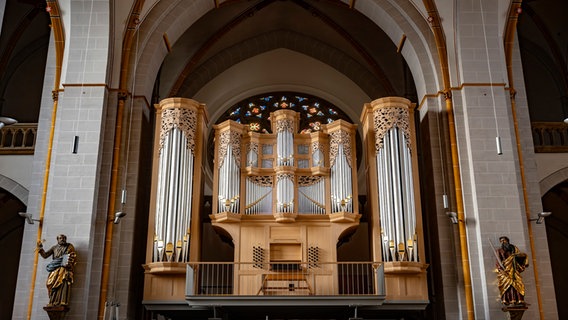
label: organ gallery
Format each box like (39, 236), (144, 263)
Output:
(143, 96), (427, 302)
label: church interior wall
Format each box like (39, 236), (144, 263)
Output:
(0, 1), (564, 319)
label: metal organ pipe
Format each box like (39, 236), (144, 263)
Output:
(217, 144), (240, 213)
(375, 123), (417, 262)
(298, 179), (325, 214)
(276, 121), (294, 166)
(331, 142), (353, 213)
(390, 129), (404, 259)
(154, 126), (194, 263)
(402, 130), (417, 262)
(245, 177), (272, 214)
(247, 150), (258, 167)
(377, 148), (387, 261)
(383, 136), (396, 260)
(165, 130), (178, 258)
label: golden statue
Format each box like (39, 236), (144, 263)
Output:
(495, 236), (529, 306)
(37, 234), (77, 307)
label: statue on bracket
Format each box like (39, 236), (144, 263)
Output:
(493, 236), (529, 320)
(37, 234), (77, 309)
(494, 236), (529, 306)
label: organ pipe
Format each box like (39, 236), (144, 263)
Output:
(152, 101), (205, 263)
(298, 176), (325, 214)
(245, 176), (273, 214)
(329, 129), (354, 213)
(364, 98), (421, 263)
(276, 118), (294, 167)
(213, 128), (242, 214)
(212, 109), (358, 220)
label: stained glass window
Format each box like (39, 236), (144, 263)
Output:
(208, 92), (361, 169)
(216, 92), (350, 134)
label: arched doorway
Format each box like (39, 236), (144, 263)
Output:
(542, 181), (568, 319)
(0, 188), (26, 319)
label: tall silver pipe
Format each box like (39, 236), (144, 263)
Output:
(377, 148), (388, 260)
(164, 130), (178, 248)
(154, 128), (194, 262)
(246, 179), (250, 214)
(384, 134), (396, 260)
(177, 133), (186, 243)
(389, 129), (402, 260)
(404, 135), (416, 261)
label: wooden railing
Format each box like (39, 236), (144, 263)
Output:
(532, 122), (568, 153)
(0, 123), (37, 155)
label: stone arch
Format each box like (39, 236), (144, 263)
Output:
(0, 174), (27, 320)
(0, 174), (28, 205)
(130, 0), (442, 104)
(173, 30), (392, 99)
(540, 167), (568, 196)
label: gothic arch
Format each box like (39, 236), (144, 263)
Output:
(172, 30), (392, 99)
(0, 174), (27, 320)
(540, 167), (568, 196)
(130, 0), (442, 105)
(0, 174), (28, 205)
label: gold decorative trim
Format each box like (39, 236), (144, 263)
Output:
(298, 175), (323, 187)
(276, 173), (294, 182)
(247, 176), (273, 187)
(329, 130), (353, 168)
(159, 108), (197, 153)
(312, 141), (324, 154)
(247, 142), (259, 154)
(275, 118), (294, 133)
(372, 107), (410, 153)
(217, 130), (242, 168)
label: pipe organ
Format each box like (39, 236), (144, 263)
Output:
(143, 96), (427, 301)
(360, 96), (428, 301)
(144, 98), (208, 301)
(210, 109), (361, 295)
(211, 109), (358, 221)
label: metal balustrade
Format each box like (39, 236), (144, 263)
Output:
(0, 123), (37, 154)
(186, 261), (384, 298)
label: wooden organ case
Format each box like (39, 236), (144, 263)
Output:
(210, 109), (361, 295)
(142, 96), (427, 303)
(143, 98), (208, 301)
(360, 97), (428, 301)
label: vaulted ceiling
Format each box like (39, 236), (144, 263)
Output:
(0, 0), (567, 123)
(157, 0), (413, 103)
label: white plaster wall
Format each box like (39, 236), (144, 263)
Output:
(194, 48), (370, 128)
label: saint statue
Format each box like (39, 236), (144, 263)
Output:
(37, 234), (77, 307)
(495, 236), (529, 306)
